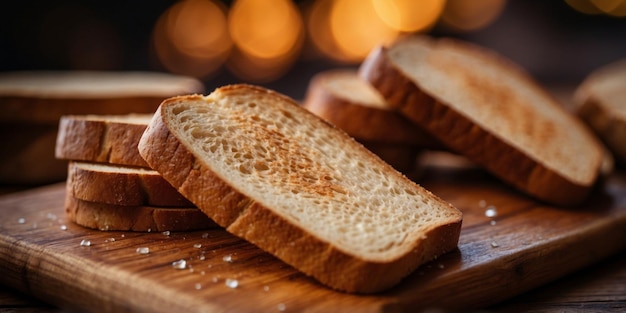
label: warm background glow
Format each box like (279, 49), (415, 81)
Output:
(372, 0), (447, 32)
(152, 0), (231, 78)
(566, 0), (626, 16)
(226, 0), (304, 82)
(144, 0), (626, 83)
(440, 0), (507, 32)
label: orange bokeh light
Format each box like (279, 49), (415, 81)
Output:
(226, 0), (304, 81)
(440, 0), (507, 32)
(371, 0), (447, 32)
(329, 0), (400, 62)
(152, 0), (231, 78)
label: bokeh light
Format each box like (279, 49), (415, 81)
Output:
(152, 0), (231, 78)
(440, 0), (507, 32)
(226, 0), (304, 82)
(371, 0), (447, 32)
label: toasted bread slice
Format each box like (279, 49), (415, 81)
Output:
(359, 35), (604, 206)
(574, 58), (626, 165)
(303, 69), (437, 146)
(67, 161), (193, 207)
(56, 114), (153, 167)
(65, 193), (215, 232)
(0, 71), (204, 124)
(138, 84), (462, 293)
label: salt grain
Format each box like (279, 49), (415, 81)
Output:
(60, 225), (67, 231)
(277, 303), (286, 311)
(17, 218), (25, 224)
(490, 220), (497, 226)
(136, 247), (150, 255)
(225, 278), (239, 289)
(105, 238), (116, 243)
(193, 243), (202, 248)
(490, 242), (499, 248)
(80, 240), (91, 247)
(172, 259), (187, 269)
(212, 277), (219, 283)
(195, 283), (202, 290)
(485, 205), (498, 218)
(223, 254), (233, 263)
(162, 231), (171, 236)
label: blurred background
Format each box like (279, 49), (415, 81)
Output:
(1, 0), (625, 99)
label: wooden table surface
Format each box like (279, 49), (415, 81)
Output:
(1, 236), (624, 312)
(1, 157), (625, 312)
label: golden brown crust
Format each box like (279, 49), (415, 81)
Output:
(67, 161), (193, 207)
(138, 85), (462, 293)
(0, 71), (205, 124)
(303, 69), (438, 146)
(359, 38), (598, 206)
(55, 115), (152, 167)
(574, 59), (626, 165)
(64, 192), (216, 232)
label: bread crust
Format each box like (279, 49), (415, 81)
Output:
(67, 161), (193, 207)
(0, 71), (205, 124)
(303, 69), (438, 146)
(65, 192), (215, 232)
(56, 115), (152, 167)
(359, 37), (602, 206)
(575, 59), (626, 165)
(138, 85), (462, 293)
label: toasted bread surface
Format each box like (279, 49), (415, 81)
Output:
(138, 84), (462, 293)
(359, 36), (604, 206)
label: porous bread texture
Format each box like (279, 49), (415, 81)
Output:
(574, 58), (626, 164)
(65, 192), (215, 232)
(68, 161), (193, 207)
(303, 69), (436, 146)
(56, 114), (153, 167)
(138, 84), (462, 293)
(359, 35), (604, 206)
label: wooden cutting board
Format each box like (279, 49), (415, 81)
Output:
(1, 156), (626, 312)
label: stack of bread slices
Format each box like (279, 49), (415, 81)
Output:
(55, 114), (215, 232)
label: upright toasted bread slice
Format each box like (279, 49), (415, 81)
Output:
(56, 114), (153, 167)
(138, 84), (462, 293)
(574, 58), (626, 165)
(359, 36), (604, 206)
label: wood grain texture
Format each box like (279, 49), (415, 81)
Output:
(1, 158), (625, 312)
